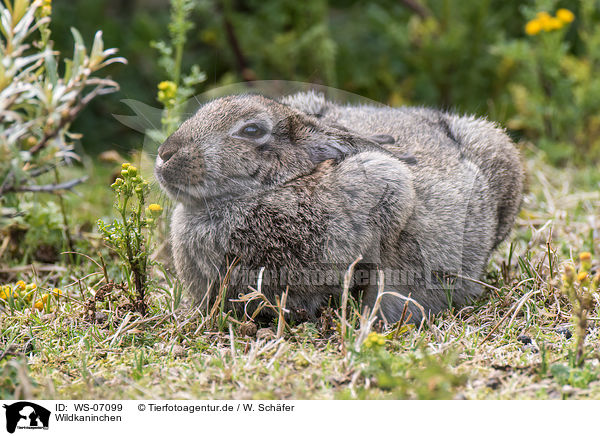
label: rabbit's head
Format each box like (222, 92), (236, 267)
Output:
(155, 94), (383, 205)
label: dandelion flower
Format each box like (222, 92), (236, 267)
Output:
(34, 294), (50, 311)
(579, 252), (591, 262)
(545, 17), (564, 31)
(536, 11), (552, 22)
(363, 332), (386, 349)
(0, 286), (16, 300)
(148, 203), (163, 217)
(525, 19), (542, 36)
(556, 8), (575, 23)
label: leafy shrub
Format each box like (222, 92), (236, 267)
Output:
(0, 0), (125, 259)
(493, 1), (600, 164)
(48, 0), (600, 165)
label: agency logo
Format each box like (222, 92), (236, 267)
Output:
(2, 402), (50, 434)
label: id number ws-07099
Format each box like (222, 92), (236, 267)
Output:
(74, 404), (123, 412)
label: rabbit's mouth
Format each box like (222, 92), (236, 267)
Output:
(154, 164), (198, 204)
(156, 169), (249, 206)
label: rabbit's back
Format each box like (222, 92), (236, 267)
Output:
(334, 105), (523, 248)
(282, 93), (524, 248)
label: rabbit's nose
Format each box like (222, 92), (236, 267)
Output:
(158, 135), (180, 162)
(159, 147), (176, 162)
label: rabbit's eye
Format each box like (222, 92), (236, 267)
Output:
(239, 123), (267, 139)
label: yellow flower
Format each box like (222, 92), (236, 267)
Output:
(525, 19), (542, 36)
(34, 294), (50, 311)
(556, 8), (575, 24)
(157, 81), (175, 91)
(363, 332), (387, 349)
(40, 0), (52, 17)
(14, 280), (26, 291)
(545, 17), (564, 31)
(579, 252), (592, 272)
(51, 288), (63, 298)
(536, 11), (552, 22)
(577, 271), (588, 283)
(122, 162), (131, 170)
(148, 203), (163, 217)
(0, 286), (16, 300)
(157, 81), (177, 105)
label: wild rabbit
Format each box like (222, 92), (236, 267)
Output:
(155, 93), (524, 323)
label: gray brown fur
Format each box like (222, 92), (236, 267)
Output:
(155, 92), (524, 322)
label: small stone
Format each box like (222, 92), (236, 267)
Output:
(555, 327), (572, 339)
(485, 377), (501, 390)
(240, 321), (258, 337)
(256, 327), (276, 341)
(95, 312), (108, 324)
(171, 344), (186, 358)
(517, 334), (532, 345)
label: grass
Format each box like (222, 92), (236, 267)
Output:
(1, 148), (600, 400)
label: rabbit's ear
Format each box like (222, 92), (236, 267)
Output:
(305, 128), (389, 164)
(369, 134), (395, 145)
(306, 139), (351, 164)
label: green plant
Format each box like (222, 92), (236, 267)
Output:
(0, 0), (125, 259)
(97, 163), (163, 315)
(355, 345), (464, 399)
(150, 0), (206, 138)
(493, 2), (600, 164)
(560, 252), (600, 367)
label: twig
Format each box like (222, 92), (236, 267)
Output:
(61, 251), (103, 271)
(341, 256), (363, 349)
(229, 323), (236, 358)
(14, 176), (88, 193)
(276, 287), (289, 339)
(480, 282), (537, 344)
(220, 2), (256, 82)
(0, 264), (68, 274)
(98, 253), (110, 284)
